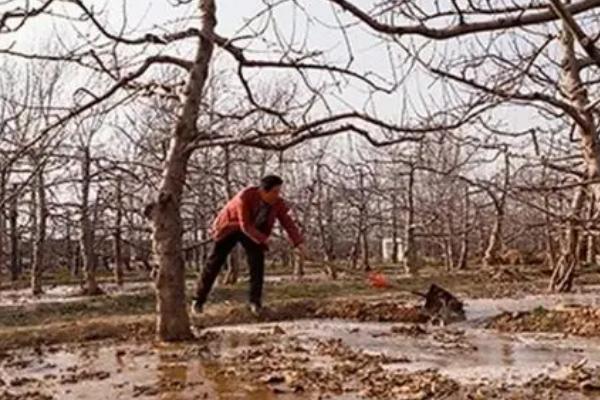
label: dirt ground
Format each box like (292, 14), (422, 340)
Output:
(2, 264), (600, 399)
(490, 305), (600, 337)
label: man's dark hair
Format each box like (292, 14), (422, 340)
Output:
(260, 175), (284, 191)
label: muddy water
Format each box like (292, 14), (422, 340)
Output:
(4, 287), (600, 398)
(209, 317), (600, 385)
(3, 320), (600, 399)
(464, 287), (600, 322)
(0, 282), (153, 307)
(0, 273), (323, 307)
(0, 342), (310, 400)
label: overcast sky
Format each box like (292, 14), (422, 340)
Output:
(0, 0), (567, 167)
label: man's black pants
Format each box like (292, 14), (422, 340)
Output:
(195, 232), (265, 306)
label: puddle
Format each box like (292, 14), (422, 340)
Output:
(4, 318), (600, 398)
(0, 282), (153, 307)
(263, 273), (325, 283)
(0, 342), (311, 400)
(208, 319), (600, 385)
(3, 283), (600, 397)
(465, 287), (600, 322)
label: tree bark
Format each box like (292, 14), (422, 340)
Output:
(457, 185), (470, 270)
(391, 190), (399, 264)
(80, 147), (101, 295)
(585, 194), (596, 264)
(316, 166), (337, 278)
(294, 186), (316, 279)
(403, 165), (417, 274)
(0, 172), (6, 279)
(356, 170), (370, 271)
(361, 227), (371, 271)
(31, 166), (46, 295)
(113, 177), (124, 286)
(544, 195), (558, 268)
(64, 215), (77, 277)
(9, 184), (20, 281)
(550, 187), (585, 292)
(550, 16), (600, 292)
(445, 213), (457, 270)
(145, 0), (216, 341)
(483, 152), (509, 267)
(193, 209), (202, 272)
(483, 213), (503, 267)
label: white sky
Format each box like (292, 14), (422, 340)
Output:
(0, 0), (583, 173)
(3, 0), (592, 236)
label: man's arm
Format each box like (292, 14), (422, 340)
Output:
(277, 203), (304, 247)
(237, 192), (269, 244)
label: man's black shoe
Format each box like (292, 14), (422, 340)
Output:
(248, 302), (263, 317)
(191, 299), (204, 316)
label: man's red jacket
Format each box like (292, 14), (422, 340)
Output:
(211, 186), (304, 247)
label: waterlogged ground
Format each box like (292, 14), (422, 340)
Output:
(4, 294), (600, 399)
(4, 268), (600, 399)
(0, 341), (283, 400)
(0, 282), (153, 307)
(3, 321), (600, 399)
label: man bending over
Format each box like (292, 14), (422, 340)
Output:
(192, 175), (305, 316)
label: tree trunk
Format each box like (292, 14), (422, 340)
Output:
(443, 239), (452, 271)
(193, 211), (202, 272)
(31, 166), (46, 295)
(74, 242), (82, 278)
(316, 166), (336, 278)
(294, 185), (316, 279)
(357, 170), (370, 271)
(585, 195), (596, 264)
(544, 195), (558, 268)
(80, 147), (101, 295)
(361, 227), (371, 271)
(9, 184), (20, 281)
(586, 232), (596, 265)
(445, 214), (457, 270)
(550, 17), (600, 292)
(293, 253), (304, 279)
(0, 172), (6, 279)
(65, 218), (76, 277)
(113, 177), (124, 286)
(350, 235), (360, 270)
(550, 187), (585, 292)
(475, 208), (486, 260)
(457, 185), (470, 270)
(483, 153), (510, 267)
(403, 166), (417, 274)
(145, 0), (216, 342)
(391, 191), (399, 264)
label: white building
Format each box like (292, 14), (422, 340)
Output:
(382, 237), (404, 263)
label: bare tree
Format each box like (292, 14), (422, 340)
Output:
(30, 162), (47, 295)
(112, 176), (125, 286)
(0, 170), (7, 279)
(483, 151), (511, 267)
(9, 184), (20, 281)
(403, 162), (418, 274)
